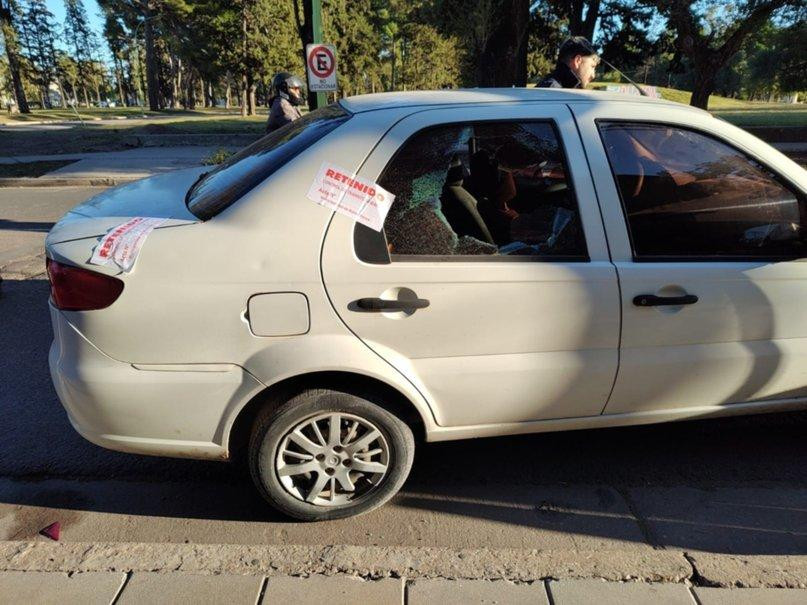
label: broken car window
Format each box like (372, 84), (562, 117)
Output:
(377, 121), (588, 259)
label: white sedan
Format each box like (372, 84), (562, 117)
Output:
(46, 89), (807, 520)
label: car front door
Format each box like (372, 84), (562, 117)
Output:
(573, 102), (807, 415)
(321, 103), (620, 428)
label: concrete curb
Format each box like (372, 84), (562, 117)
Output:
(0, 177), (141, 188)
(3, 542), (806, 588)
(0, 541), (692, 583)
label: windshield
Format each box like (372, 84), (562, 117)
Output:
(187, 104), (351, 220)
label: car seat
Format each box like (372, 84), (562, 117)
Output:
(440, 155), (496, 245)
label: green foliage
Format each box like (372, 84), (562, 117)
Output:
(202, 147), (235, 164)
(526, 5), (564, 81)
(4, 0), (804, 116)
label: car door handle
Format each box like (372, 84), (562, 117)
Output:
(354, 297), (430, 312)
(633, 294), (699, 307)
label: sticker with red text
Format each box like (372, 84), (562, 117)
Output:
(306, 162), (394, 232)
(89, 217), (167, 272)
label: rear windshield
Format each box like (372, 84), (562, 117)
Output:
(187, 104), (351, 220)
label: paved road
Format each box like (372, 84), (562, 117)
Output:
(0, 187), (105, 269)
(2, 186), (807, 587)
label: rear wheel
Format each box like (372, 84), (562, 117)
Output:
(248, 389), (415, 521)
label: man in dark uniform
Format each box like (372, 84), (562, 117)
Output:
(537, 36), (599, 89)
(266, 72), (304, 132)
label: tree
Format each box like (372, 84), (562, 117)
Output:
(432, 0), (529, 87)
(17, 0), (59, 108)
(651, 0), (798, 109)
(63, 0), (104, 105)
(0, 0), (30, 112)
(596, 0), (655, 78)
(549, 0), (602, 40)
(526, 3), (564, 81)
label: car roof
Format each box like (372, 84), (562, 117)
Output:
(339, 88), (700, 114)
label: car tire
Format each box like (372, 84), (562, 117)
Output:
(248, 388), (415, 521)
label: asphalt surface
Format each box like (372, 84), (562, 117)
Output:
(0, 187), (102, 268)
(1, 186), (807, 584)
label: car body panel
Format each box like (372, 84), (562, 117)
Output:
(321, 103), (621, 426)
(45, 167), (204, 245)
(572, 101), (807, 414)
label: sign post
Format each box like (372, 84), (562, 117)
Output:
(309, 0), (328, 109)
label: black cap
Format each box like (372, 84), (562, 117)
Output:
(558, 36), (598, 61)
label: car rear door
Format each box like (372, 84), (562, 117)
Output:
(321, 103), (620, 428)
(572, 101), (807, 415)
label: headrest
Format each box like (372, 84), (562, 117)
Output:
(445, 154), (465, 186)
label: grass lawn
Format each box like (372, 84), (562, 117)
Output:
(593, 82), (805, 128)
(0, 160), (76, 177)
(711, 109), (807, 128)
(1, 90), (802, 157)
(0, 106), (264, 125)
(0, 116), (267, 156)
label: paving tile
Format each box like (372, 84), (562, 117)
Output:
(261, 575), (402, 605)
(694, 586), (807, 604)
(547, 579), (692, 605)
(408, 578), (547, 605)
(0, 571), (124, 605)
(117, 572), (263, 605)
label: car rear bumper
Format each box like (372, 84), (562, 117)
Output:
(48, 303), (264, 460)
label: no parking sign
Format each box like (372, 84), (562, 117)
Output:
(306, 44), (338, 92)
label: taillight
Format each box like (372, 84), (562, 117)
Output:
(46, 258), (124, 311)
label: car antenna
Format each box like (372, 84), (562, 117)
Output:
(599, 58), (649, 97)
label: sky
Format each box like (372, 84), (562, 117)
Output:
(45, 0), (109, 58)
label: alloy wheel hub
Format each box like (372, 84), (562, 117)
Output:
(275, 412), (390, 506)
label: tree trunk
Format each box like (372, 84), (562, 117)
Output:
(0, 15), (31, 113)
(390, 34), (396, 91)
(198, 77), (205, 109)
(171, 56), (182, 109)
(186, 73), (196, 110)
(144, 16), (160, 111)
(689, 74), (714, 110)
(475, 0), (529, 87)
(240, 0), (248, 116)
(56, 79), (68, 108)
(115, 58), (125, 106)
(82, 85), (90, 108)
(581, 0), (600, 42)
(240, 72), (248, 117)
(225, 78), (231, 108)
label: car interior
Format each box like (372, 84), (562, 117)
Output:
(381, 122), (587, 259)
(600, 122), (804, 257)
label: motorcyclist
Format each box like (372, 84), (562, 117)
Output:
(266, 72), (304, 132)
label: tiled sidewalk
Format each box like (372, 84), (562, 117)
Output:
(0, 572), (805, 605)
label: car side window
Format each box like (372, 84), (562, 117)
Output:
(373, 121), (588, 260)
(599, 121), (806, 260)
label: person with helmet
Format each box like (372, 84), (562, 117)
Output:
(266, 72), (304, 132)
(537, 37), (599, 89)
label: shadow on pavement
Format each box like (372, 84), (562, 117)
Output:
(0, 220), (55, 233)
(1, 278), (806, 555)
